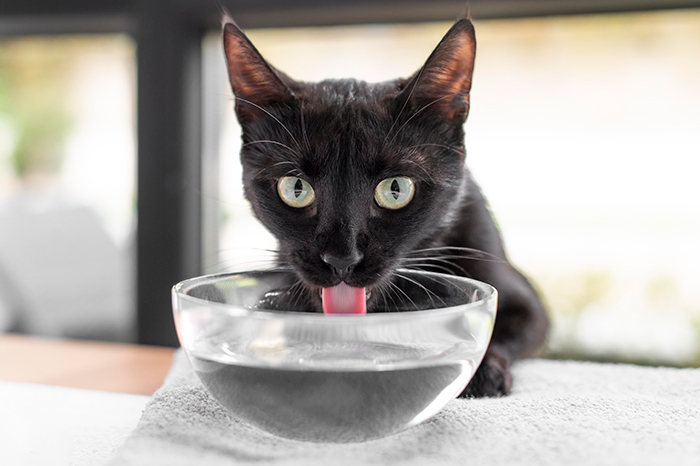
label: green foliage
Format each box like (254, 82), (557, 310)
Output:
(0, 38), (74, 180)
(539, 270), (611, 316)
(645, 273), (678, 305)
(10, 109), (72, 178)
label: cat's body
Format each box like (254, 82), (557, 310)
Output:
(223, 18), (548, 397)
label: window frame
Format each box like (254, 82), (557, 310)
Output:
(1, 0), (699, 346)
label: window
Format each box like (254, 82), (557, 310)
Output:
(0, 35), (136, 341)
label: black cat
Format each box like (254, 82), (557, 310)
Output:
(222, 17), (549, 397)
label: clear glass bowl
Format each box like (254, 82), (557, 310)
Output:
(172, 269), (497, 443)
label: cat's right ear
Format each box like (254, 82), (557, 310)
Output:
(223, 22), (294, 123)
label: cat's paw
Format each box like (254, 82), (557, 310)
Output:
(458, 348), (512, 398)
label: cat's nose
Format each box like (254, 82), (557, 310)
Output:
(322, 253), (363, 280)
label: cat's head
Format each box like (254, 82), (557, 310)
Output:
(223, 19), (476, 312)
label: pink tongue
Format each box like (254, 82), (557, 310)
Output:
(322, 283), (367, 315)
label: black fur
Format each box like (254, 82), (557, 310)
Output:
(223, 19), (548, 397)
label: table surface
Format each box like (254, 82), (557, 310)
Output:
(0, 334), (176, 395)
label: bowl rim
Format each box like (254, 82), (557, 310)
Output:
(172, 269), (497, 323)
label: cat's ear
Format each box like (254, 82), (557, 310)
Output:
(223, 22), (294, 122)
(399, 19), (476, 123)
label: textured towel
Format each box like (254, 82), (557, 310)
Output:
(111, 350), (700, 466)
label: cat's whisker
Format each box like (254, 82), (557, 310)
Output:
(210, 256), (286, 266)
(243, 140), (300, 157)
(208, 249), (287, 262)
(211, 265), (288, 275)
(299, 98), (311, 151)
(203, 253), (284, 268)
(395, 272), (445, 309)
(387, 280), (420, 312)
(381, 282), (401, 313)
(407, 258), (470, 276)
(401, 262), (464, 276)
(406, 143), (466, 158)
(235, 96), (302, 150)
(382, 65), (427, 150)
(404, 253), (501, 268)
(386, 92), (465, 148)
(254, 161), (300, 180)
(286, 279), (308, 311)
(407, 245), (503, 262)
(377, 282), (392, 312)
(408, 271), (473, 299)
(209, 259), (291, 274)
(259, 166), (305, 196)
(408, 245), (490, 255)
(213, 266), (292, 276)
(400, 159), (433, 182)
(209, 246), (287, 257)
(409, 254), (501, 265)
(204, 259), (274, 274)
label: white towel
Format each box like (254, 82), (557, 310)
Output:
(111, 350), (700, 466)
(0, 381), (148, 466)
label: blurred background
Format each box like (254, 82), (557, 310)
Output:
(0, 1), (698, 367)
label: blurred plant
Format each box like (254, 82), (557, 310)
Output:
(689, 307), (700, 367)
(539, 270), (612, 316)
(0, 38), (74, 182)
(645, 273), (678, 305)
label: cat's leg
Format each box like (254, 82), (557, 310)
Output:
(439, 176), (549, 397)
(458, 261), (548, 397)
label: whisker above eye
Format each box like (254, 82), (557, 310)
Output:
(242, 140), (300, 156)
(235, 96), (302, 150)
(299, 97), (311, 152)
(382, 64), (428, 150)
(385, 92), (465, 147)
(253, 161), (300, 180)
(406, 143), (466, 159)
(399, 159), (433, 182)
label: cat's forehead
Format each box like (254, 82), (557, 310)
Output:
(297, 78), (398, 109)
(242, 77), (445, 183)
(256, 79), (440, 183)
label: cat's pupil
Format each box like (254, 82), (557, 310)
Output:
(294, 179), (303, 198)
(391, 179), (400, 200)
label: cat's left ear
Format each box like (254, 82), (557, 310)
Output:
(223, 22), (294, 123)
(400, 19), (476, 123)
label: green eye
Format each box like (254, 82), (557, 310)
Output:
(277, 176), (315, 208)
(375, 177), (415, 210)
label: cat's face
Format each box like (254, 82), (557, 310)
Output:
(223, 20), (476, 311)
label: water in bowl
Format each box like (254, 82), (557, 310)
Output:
(188, 340), (475, 443)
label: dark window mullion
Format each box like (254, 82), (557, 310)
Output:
(136, 5), (202, 346)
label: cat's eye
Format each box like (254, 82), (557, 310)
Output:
(277, 176), (316, 208)
(374, 177), (415, 210)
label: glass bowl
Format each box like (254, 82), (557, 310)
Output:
(172, 269), (497, 443)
